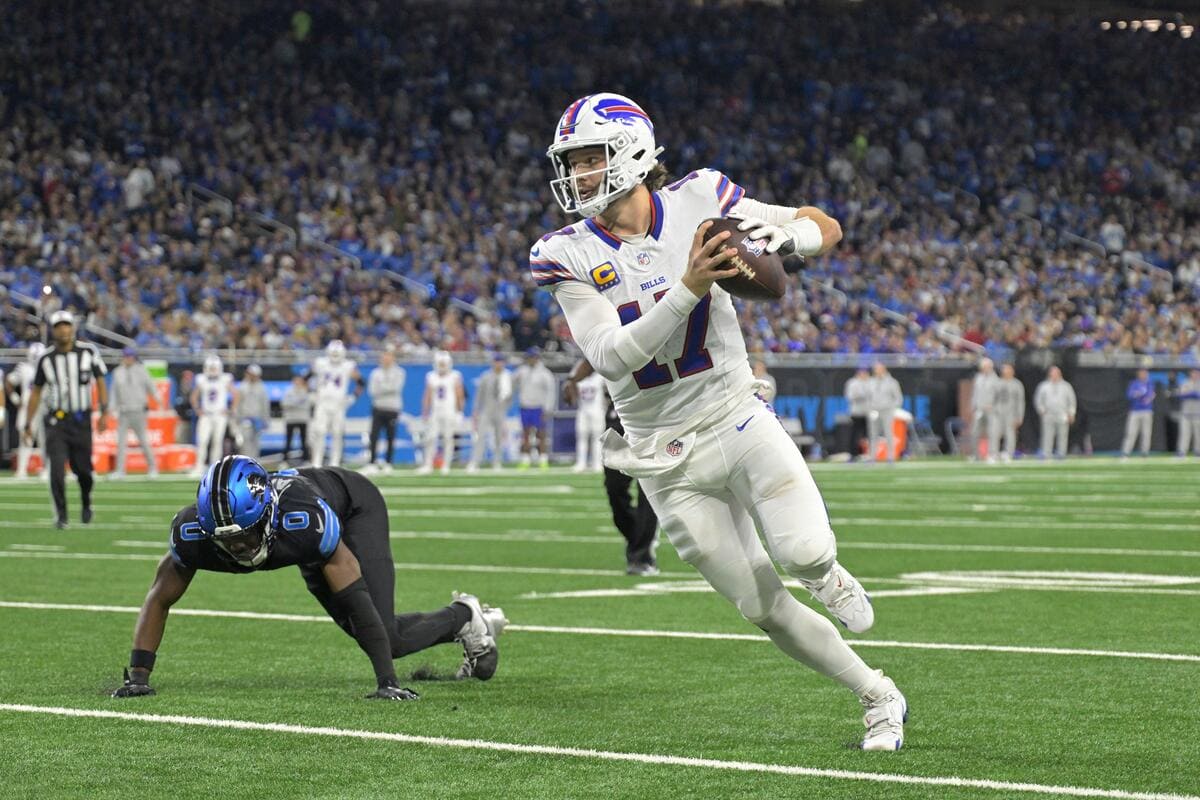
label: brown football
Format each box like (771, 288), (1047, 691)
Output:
(701, 217), (788, 301)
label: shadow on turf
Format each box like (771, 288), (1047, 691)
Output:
(94, 663), (461, 698)
(405, 664), (461, 681)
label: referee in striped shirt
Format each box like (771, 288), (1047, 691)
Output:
(22, 310), (110, 529)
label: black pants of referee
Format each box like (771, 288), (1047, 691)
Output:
(283, 422), (309, 463)
(44, 413), (94, 524)
(604, 467), (658, 568)
(368, 408), (399, 464)
(850, 414), (869, 456)
(298, 469), (470, 659)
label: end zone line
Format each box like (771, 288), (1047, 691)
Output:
(1, 601), (1197, 663)
(0, 705), (1193, 800)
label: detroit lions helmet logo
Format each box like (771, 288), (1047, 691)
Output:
(245, 472), (267, 500)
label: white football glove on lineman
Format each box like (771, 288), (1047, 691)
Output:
(732, 214), (824, 257)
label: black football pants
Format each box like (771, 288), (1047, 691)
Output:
(44, 414), (94, 523)
(299, 470), (466, 658)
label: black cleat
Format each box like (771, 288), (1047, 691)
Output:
(54, 518), (68, 530)
(81, 507), (93, 525)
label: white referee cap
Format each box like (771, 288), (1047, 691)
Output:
(49, 309), (75, 327)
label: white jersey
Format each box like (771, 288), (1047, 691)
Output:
(7, 362), (37, 411)
(577, 373), (607, 420)
(312, 357), (358, 406)
(426, 370), (462, 418)
(532, 168), (752, 436)
(195, 373), (234, 415)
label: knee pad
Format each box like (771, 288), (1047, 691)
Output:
(774, 529), (837, 583)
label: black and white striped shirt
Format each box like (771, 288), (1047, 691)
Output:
(33, 343), (108, 415)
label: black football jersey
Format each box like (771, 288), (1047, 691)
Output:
(168, 469), (345, 573)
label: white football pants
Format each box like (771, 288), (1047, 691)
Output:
(575, 411), (605, 470)
(15, 405), (43, 477)
(195, 412), (227, 469)
(426, 414), (459, 469)
(311, 402), (347, 467)
(640, 394), (882, 698)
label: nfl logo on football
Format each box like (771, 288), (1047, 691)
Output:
(741, 235), (767, 257)
(665, 439), (684, 457)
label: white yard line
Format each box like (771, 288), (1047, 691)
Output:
(508, 625), (1200, 663)
(379, 485), (579, 495)
(0, 550), (694, 578)
(378, 531), (1200, 560)
(833, 518), (1200, 532)
(0, 704), (1193, 800)
(839, 541), (1200, 559)
(1, 601), (1197, 663)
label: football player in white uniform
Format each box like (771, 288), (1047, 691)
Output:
(534, 93), (907, 750)
(419, 351), (465, 475)
(310, 340), (363, 468)
(572, 372), (606, 472)
(8, 342), (47, 479)
(190, 355), (237, 476)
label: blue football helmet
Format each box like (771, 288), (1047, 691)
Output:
(196, 456), (276, 567)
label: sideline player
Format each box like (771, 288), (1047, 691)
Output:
(190, 355), (237, 476)
(532, 93), (906, 750)
(7, 342), (47, 478)
(112, 456), (506, 699)
(310, 340), (363, 468)
(572, 371), (606, 472)
(419, 351), (464, 474)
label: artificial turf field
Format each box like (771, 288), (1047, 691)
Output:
(0, 458), (1197, 800)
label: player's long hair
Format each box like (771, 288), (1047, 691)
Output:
(643, 163), (671, 191)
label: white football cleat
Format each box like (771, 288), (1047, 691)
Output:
(451, 591), (502, 680)
(861, 672), (907, 751)
(416, 464), (432, 475)
(807, 562), (874, 633)
(481, 603), (509, 638)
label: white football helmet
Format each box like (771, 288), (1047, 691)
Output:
(547, 93), (664, 218)
(433, 350), (452, 374)
(326, 339), (346, 363)
(26, 342), (46, 364)
(204, 355), (222, 377)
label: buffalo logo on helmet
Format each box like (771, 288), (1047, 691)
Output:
(592, 97), (654, 131)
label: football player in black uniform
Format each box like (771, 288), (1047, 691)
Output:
(113, 455), (507, 700)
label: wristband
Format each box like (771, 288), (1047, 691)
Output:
(130, 649), (157, 670)
(784, 217), (824, 257)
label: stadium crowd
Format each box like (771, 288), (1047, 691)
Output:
(1, 0), (1197, 359)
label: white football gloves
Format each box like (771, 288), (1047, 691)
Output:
(732, 215), (825, 257)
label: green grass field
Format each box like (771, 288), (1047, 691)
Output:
(1, 459), (1198, 799)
